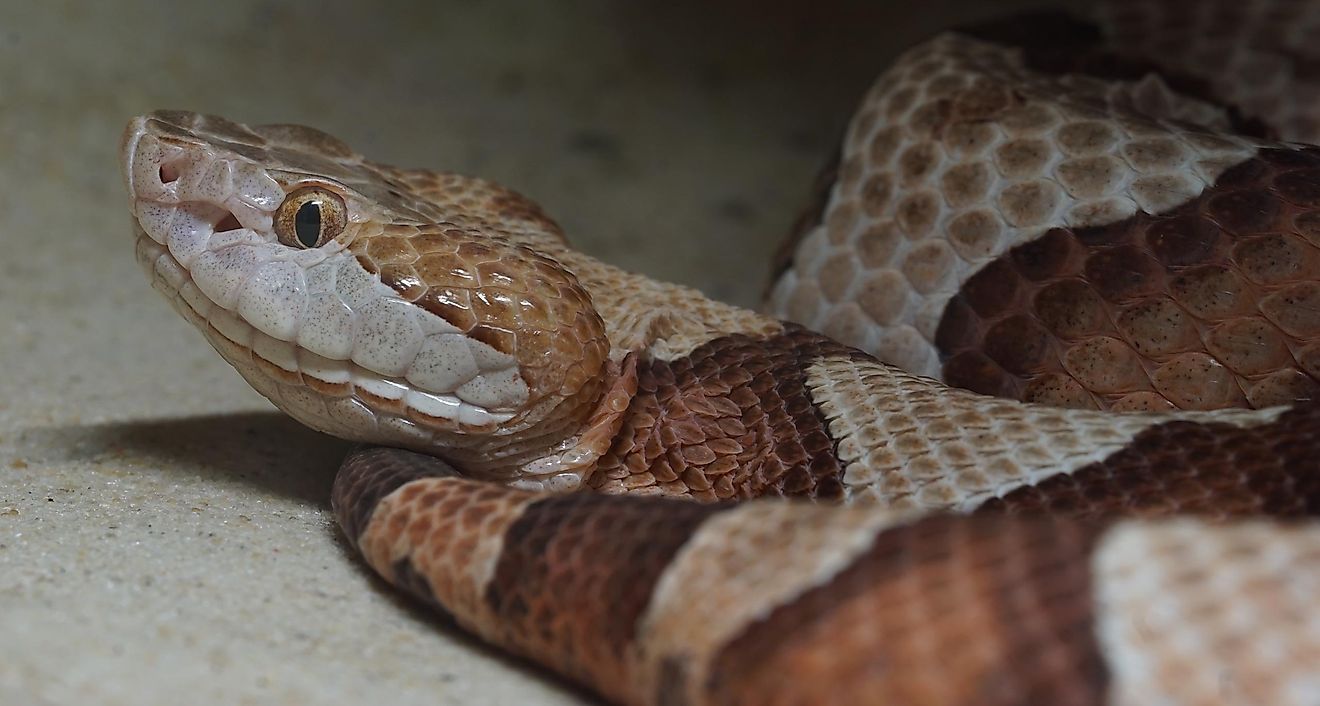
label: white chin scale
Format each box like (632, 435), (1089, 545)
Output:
(125, 128), (532, 441)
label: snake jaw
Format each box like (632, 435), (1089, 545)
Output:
(122, 110), (619, 474)
(124, 116), (529, 434)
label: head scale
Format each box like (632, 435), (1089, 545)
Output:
(121, 111), (611, 473)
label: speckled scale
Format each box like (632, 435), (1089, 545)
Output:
(934, 150), (1320, 410)
(766, 26), (1271, 383)
(352, 226), (610, 412)
(767, 12), (1320, 413)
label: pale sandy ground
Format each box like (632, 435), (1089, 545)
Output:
(1, 1), (1046, 703)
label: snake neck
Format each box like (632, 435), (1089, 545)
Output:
(436, 351), (638, 492)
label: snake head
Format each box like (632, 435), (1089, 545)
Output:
(121, 111), (612, 473)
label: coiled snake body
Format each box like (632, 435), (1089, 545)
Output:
(122, 6), (1320, 705)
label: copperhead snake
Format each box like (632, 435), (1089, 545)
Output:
(120, 5), (1320, 705)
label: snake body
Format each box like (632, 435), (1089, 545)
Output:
(122, 6), (1320, 706)
(769, 7), (1320, 411)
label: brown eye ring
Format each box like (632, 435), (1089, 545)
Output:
(274, 186), (347, 249)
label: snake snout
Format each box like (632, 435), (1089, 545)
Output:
(121, 110), (627, 477)
(122, 114), (285, 250)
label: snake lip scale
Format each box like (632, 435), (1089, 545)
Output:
(122, 6), (1320, 706)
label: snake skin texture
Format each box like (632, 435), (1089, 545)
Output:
(120, 4), (1320, 705)
(767, 2), (1320, 412)
(332, 448), (1320, 706)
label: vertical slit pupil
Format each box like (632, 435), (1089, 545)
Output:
(294, 201), (322, 247)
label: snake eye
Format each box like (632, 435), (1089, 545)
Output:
(274, 186), (347, 249)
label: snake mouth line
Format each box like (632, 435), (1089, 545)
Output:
(124, 120), (528, 434)
(134, 227), (515, 431)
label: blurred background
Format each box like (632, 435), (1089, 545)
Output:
(0, 1), (1051, 704)
(1, 0), (1056, 305)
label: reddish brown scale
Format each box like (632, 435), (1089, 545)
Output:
(332, 447), (455, 547)
(351, 223), (611, 434)
(335, 429), (1320, 706)
(979, 402), (1320, 519)
(699, 515), (1106, 706)
(935, 149), (1320, 411)
(483, 493), (725, 703)
(340, 447), (1136, 706)
(588, 328), (855, 501)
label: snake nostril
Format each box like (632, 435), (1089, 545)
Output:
(159, 162), (181, 184)
(214, 211), (242, 232)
